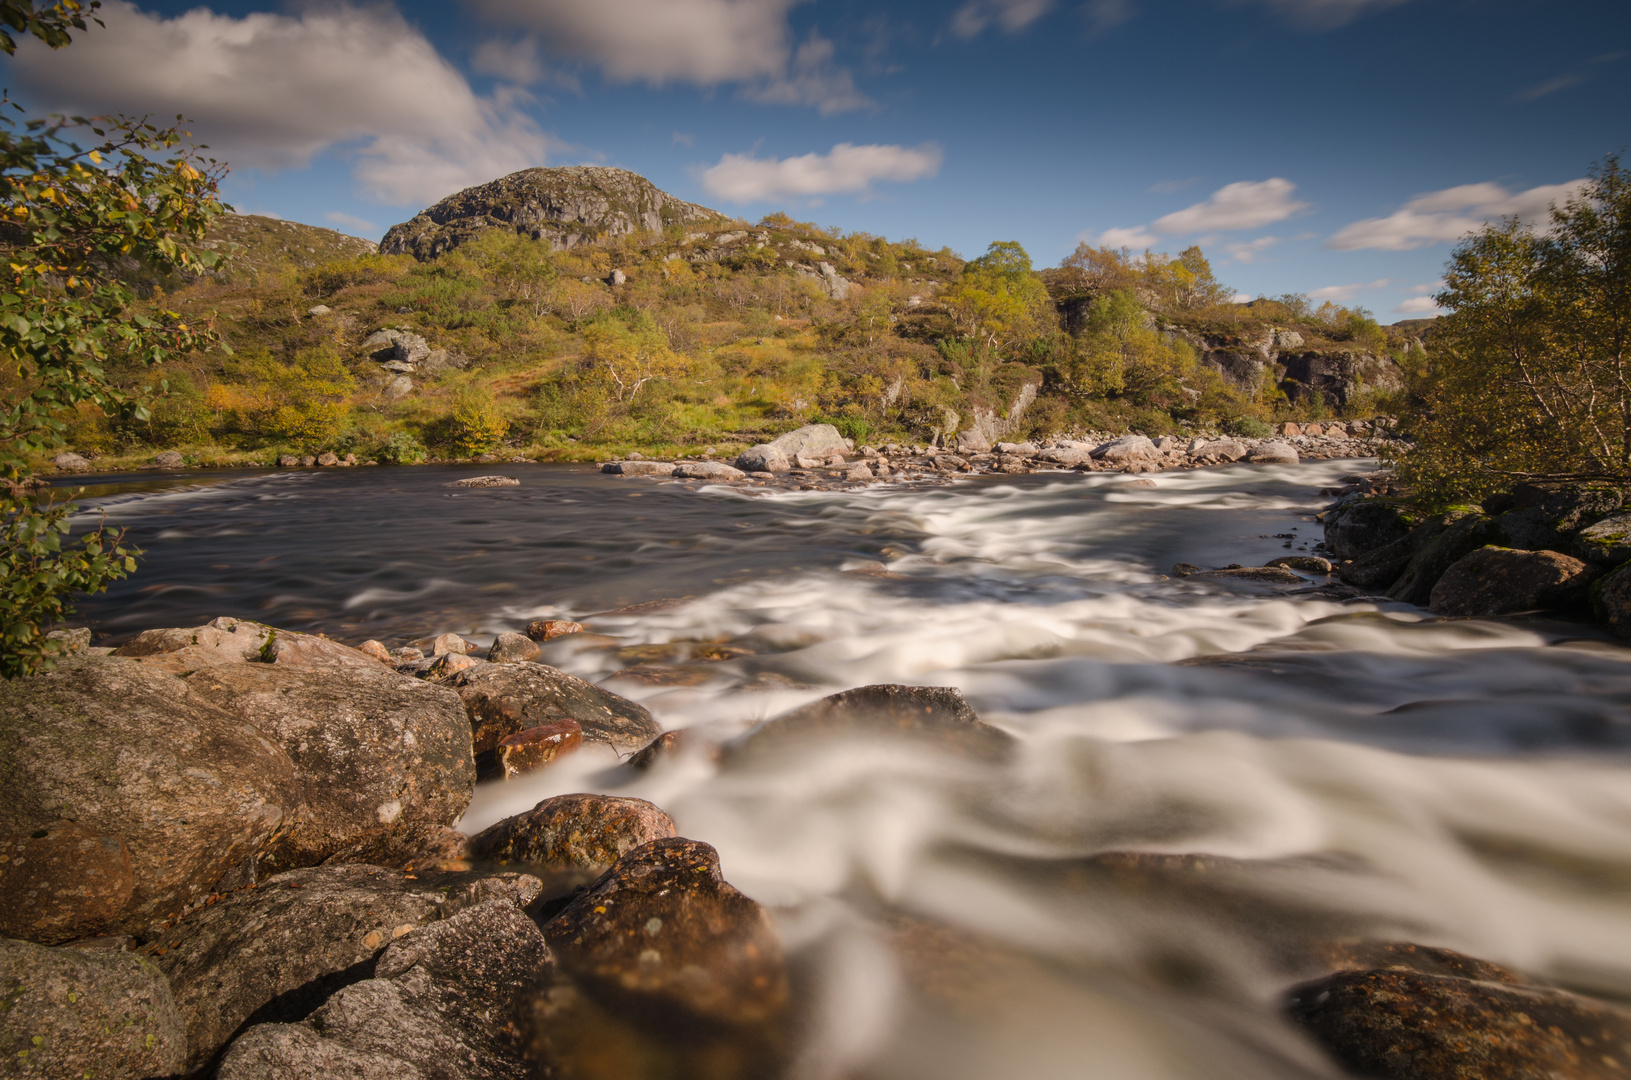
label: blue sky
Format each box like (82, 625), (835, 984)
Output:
(6, 0), (1627, 319)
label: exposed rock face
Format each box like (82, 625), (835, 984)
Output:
(541, 838), (788, 1027)
(450, 662), (660, 759)
(185, 662), (475, 872)
(472, 793), (677, 872)
(0, 656), (297, 936)
(0, 821), (134, 945)
(1277, 349), (1404, 406)
(381, 166), (727, 260)
(1287, 967), (1631, 1080)
(1428, 546), (1594, 616)
(153, 864), (543, 1073)
(0, 937), (187, 1077)
(217, 900), (551, 1080)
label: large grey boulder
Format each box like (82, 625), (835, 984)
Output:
(154, 864), (543, 1074)
(448, 662), (660, 760)
(184, 662), (475, 873)
(1245, 441), (1299, 464)
(0, 656), (297, 937)
(1572, 512), (1631, 568)
(1324, 499), (1412, 560)
(673, 460), (746, 481)
(1037, 441), (1095, 465)
(601, 460), (676, 477)
(1429, 546), (1594, 616)
(0, 937), (186, 1077)
(1090, 435), (1158, 466)
(218, 900), (551, 1080)
(1188, 438), (1248, 462)
(734, 443), (790, 472)
(472, 793), (677, 873)
(114, 615), (384, 674)
(766, 423), (846, 458)
(52, 451), (91, 471)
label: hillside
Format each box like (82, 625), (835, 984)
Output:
(43, 168), (1412, 470)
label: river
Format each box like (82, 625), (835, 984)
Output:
(61, 460), (1631, 1079)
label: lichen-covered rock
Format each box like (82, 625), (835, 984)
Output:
(0, 822), (133, 945)
(542, 837), (787, 1027)
(114, 615), (383, 673)
(1286, 967), (1631, 1080)
(1091, 435), (1158, 465)
(321, 823), (471, 872)
(449, 662), (660, 759)
(734, 443), (790, 472)
(217, 900), (551, 1080)
(184, 662), (475, 872)
(449, 475), (520, 488)
(0, 656), (297, 936)
(472, 793), (677, 872)
(602, 460), (676, 477)
(728, 684), (1013, 762)
(1573, 512), (1631, 568)
(1428, 546), (1594, 616)
(1324, 499), (1412, 560)
(673, 460), (746, 480)
(0, 937), (186, 1077)
(153, 864), (543, 1073)
(486, 631), (539, 664)
(766, 423), (847, 458)
(1339, 513), (1462, 592)
(380, 166), (726, 260)
(1245, 441), (1299, 464)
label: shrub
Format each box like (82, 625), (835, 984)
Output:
(447, 389), (509, 456)
(376, 429), (428, 464)
(1225, 416), (1272, 439)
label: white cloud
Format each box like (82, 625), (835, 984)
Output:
(324, 211), (379, 234)
(11, 1), (552, 207)
(1395, 296), (1441, 314)
(1095, 226), (1159, 248)
(743, 32), (872, 114)
(1151, 179), (1309, 234)
(1328, 179), (1589, 251)
(472, 36), (544, 83)
(951, 0), (1054, 37)
(1222, 235), (1281, 263)
(1228, 0), (1413, 31)
(1308, 278), (1389, 302)
(1230, 292), (1255, 303)
(701, 142), (942, 203)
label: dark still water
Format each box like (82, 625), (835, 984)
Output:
(62, 460), (1631, 1080)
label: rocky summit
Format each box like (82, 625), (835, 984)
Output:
(381, 166), (729, 260)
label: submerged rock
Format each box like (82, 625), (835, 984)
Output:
(1266, 555), (1332, 573)
(1287, 967), (1631, 1080)
(218, 900), (551, 1080)
(0, 656), (298, 936)
(449, 475), (520, 488)
(472, 793), (677, 872)
(541, 837), (788, 1027)
(153, 863), (543, 1073)
(1428, 546), (1594, 616)
(729, 683), (1013, 761)
(0, 937), (186, 1077)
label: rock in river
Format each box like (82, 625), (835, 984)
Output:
(153, 863), (542, 1074)
(0, 656), (297, 937)
(1428, 546), (1594, 616)
(487, 631), (540, 664)
(449, 662), (661, 759)
(674, 460), (746, 481)
(0, 937), (186, 1077)
(472, 793), (677, 872)
(728, 683), (1013, 762)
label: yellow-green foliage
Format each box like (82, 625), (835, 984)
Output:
(447, 385), (509, 456)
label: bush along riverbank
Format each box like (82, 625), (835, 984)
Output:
(1314, 476), (1631, 634)
(4, 616), (1629, 1078)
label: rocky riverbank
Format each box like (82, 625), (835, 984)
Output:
(5, 612), (1629, 1078)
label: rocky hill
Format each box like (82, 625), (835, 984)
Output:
(380, 167), (729, 261)
(200, 215), (378, 280)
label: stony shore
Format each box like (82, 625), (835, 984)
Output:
(5, 605), (1630, 1078)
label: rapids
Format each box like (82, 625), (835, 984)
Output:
(63, 460), (1631, 1079)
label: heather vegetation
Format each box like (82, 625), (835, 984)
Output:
(37, 201), (1418, 470)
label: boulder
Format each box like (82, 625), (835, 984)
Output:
(356, 639), (393, 664)
(322, 823), (471, 872)
(1287, 967), (1631, 1080)
(1487, 481), (1623, 531)
(767, 423), (847, 458)
(316, 451), (340, 466)
(1037, 442), (1095, 465)
(153, 450), (185, 469)
(953, 428), (992, 454)
(0, 937), (186, 1077)
(384, 374), (413, 400)
(153, 863), (543, 1074)
(1324, 499), (1411, 560)
(541, 838), (788, 1027)
(1278, 422), (1302, 436)
(449, 662), (661, 760)
(450, 475), (520, 488)
(1590, 561), (1631, 637)
(526, 619), (583, 641)
(0, 656), (297, 936)
(429, 652), (481, 679)
(734, 444), (790, 473)
(392, 333), (432, 365)
(44, 627), (92, 655)
(430, 632), (471, 657)
(218, 900), (551, 1080)
(1188, 438), (1248, 462)
(729, 684), (1013, 762)
(1428, 546), (1594, 616)
(277, 454), (300, 467)
(0, 822), (133, 945)
(1572, 512), (1631, 568)
(184, 663), (475, 872)
(1339, 514), (1461, 591)
(113, 616), (384, 673)
(496, 720), (583, 778)
(472, 793), (677, 872)
(52, 451), (91, 471)
(1385, 513), (1502, 605)
(1265, 555), (1332, 573)
(995, 441), (1038, 456)
(673, 460), (746, 481)
(1090, 435), (1158, 465)
(1245, 441), (1299, 464)
(844, 463), (873, 481)
(602, 460), (676, 477)
(487, 631), (539, 664)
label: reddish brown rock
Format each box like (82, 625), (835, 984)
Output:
(527, 619), (584, 641)
(541, 837), (787, 1027)
(628, 730), (688, 771)
(497, 720), (583, 779)
(487, 631), (539, 664)
(356, 639), (393, 664)
(1429, 546), (1595, 616)
(321, 822), (472, 872)
(1287, 967), (1631, 1080)
(472, 793), (676, 872)
(450, 662), (659, 758)
(0, 822), (134, 944)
